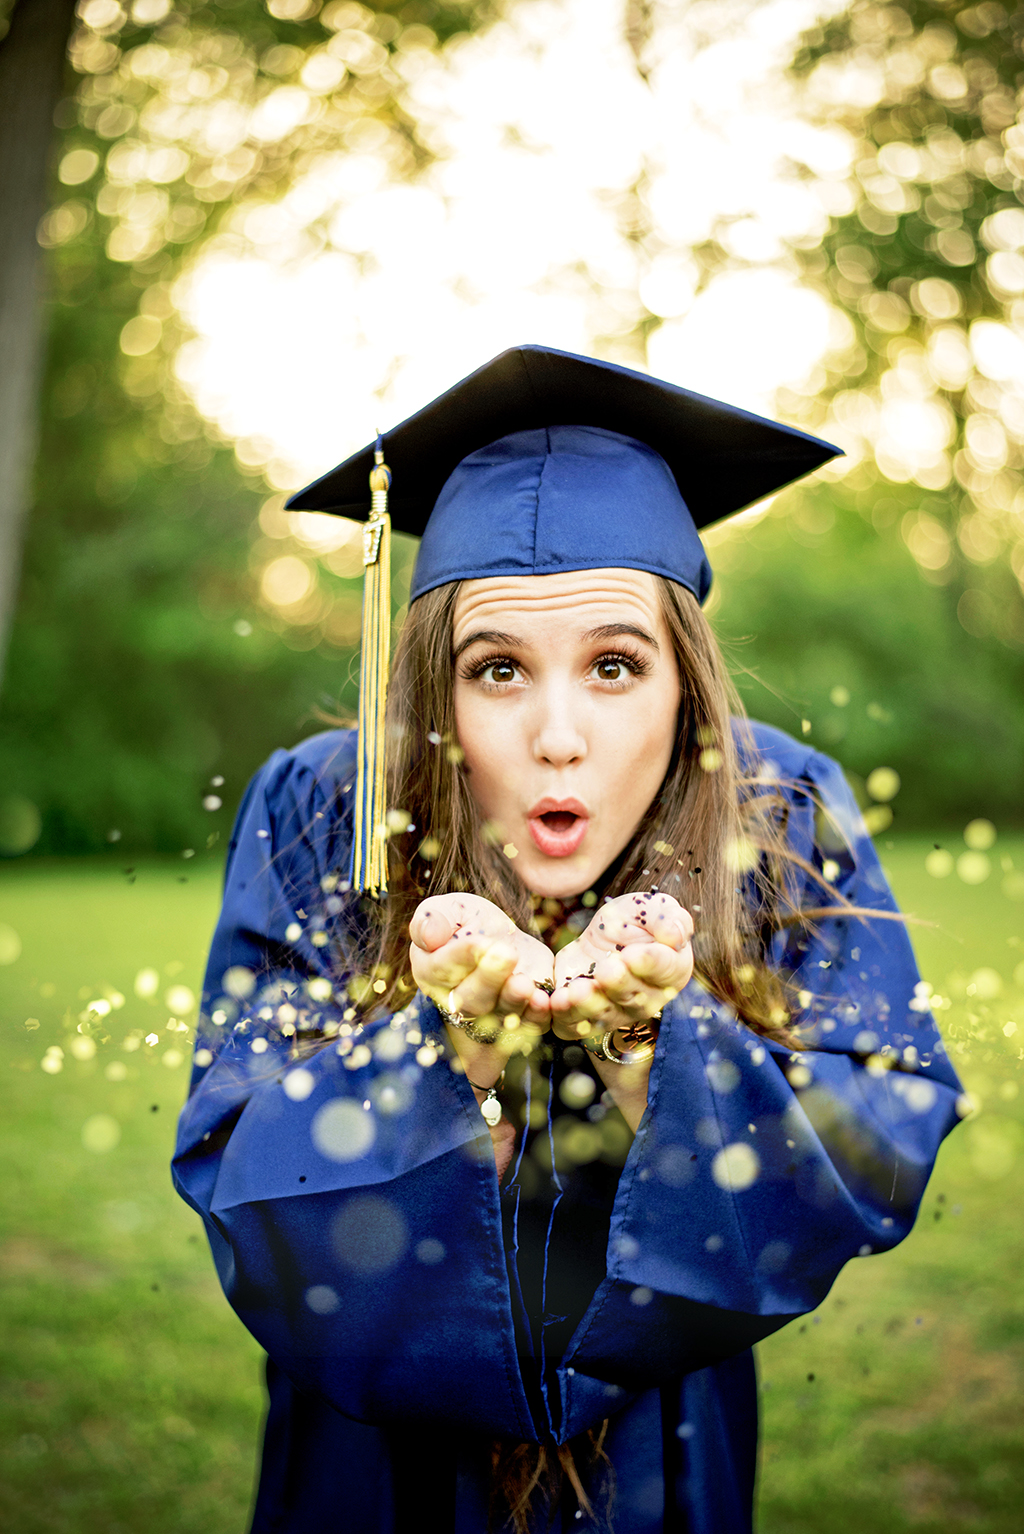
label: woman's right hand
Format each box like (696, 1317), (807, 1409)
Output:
(409, 892), (554, 1030)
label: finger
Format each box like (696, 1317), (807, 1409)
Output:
(620, 941), (689, 990)
(410, 951), (474, 1003)
(549, 998), (611, 1042)
(449, 941), (518, 1017)
(609, 895), (690, 948)
(550, 976), (613, 1024)
(554, 953), (665, 1018)
(498, 1001), (552, 1034)
(645, 899), (693, 947)
(552, 939), (583, 987)
(645, 916), (689, 948)
(551, 1018), (593, 1042)
(498, 970), (553, 1027)
(583, 911), (656, 954)
(409, 902), (457, 952)
(591, 956), (667, 1016)
(602, 917), (650, 948)
(519, 1002), (554, 1030)
(549, 1006), (601, 1042)
(409, 931), (488, 994)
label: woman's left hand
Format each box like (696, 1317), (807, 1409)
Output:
(550, 892), (694, 1130)
(550, 891), (694, 1041)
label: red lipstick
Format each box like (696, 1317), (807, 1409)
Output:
(527, 797), (590, 858)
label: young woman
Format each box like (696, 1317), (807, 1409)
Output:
(173, 347), (961, 1534)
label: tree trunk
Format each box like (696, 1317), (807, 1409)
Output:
(0, 0), (78, 686)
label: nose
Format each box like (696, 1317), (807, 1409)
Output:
(532, 722), (587, 769)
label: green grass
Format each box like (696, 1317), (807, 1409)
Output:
(0, 856), (263, 1534)
(0, 840), (1022, 1532)
(757, 835), (1024, 1534)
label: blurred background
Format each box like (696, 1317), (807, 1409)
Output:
(0, 0), (1022, 1530)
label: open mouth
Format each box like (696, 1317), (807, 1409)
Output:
(527, 799), (590, 858)
(540, 811), (579, 835)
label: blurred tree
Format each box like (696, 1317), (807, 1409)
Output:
(0, 0), (498, 856)
(685, 0), (1024, 832)
(707, 473), (1024, 840)
(6, 0), (1023, 856)
(0, 0), (79, 677)
(779, 0), (1024, 643)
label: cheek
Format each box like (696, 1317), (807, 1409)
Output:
(453, 689), (513, 813)
(600, 682), (678, 805)
(453, 687), (491, 767)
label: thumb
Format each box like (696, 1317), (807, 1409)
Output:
(409, 903), (456, 952)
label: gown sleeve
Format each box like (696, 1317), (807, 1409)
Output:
(596, 721), (963, 1327)
(172, 730), (538, 1441)
(173, 728), (367, 1219)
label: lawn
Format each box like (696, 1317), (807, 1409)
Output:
(0, 837), (1021, 1532)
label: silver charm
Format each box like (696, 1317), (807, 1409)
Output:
(480, 1089), (502, 1127)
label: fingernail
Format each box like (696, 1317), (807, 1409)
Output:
(420, 912), (443, 944)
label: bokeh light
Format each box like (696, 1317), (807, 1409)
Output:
(169, 0), (850, 487)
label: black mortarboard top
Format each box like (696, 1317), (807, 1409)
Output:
(286, 343), (839, 535)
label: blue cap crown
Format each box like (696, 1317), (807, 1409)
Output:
(410, 424), (713, 605)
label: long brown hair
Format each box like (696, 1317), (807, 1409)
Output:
(362, 575), (816, 1045)
(337, 575), (865, 1532)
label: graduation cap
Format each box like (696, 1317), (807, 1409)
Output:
(286, 344), (840, 896)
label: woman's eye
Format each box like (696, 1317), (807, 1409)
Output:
(593, 658), (629, 682)
(483, 661), (518, 684)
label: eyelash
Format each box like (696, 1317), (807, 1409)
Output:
(591, 648), (652, 683)
(461, 647), (652, 687)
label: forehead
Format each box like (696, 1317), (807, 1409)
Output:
(452, 568), (665, 644)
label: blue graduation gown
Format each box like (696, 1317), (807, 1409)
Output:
(172, 723), (961, 1532)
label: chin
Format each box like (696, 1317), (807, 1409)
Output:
(518, 855), (594, 902)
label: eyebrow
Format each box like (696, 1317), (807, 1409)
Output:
(453, 621), (659, 662)
(582, 622), (659, 650)
(452, 628), (524, 662)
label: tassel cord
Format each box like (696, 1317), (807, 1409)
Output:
(352, 449), (392, 897)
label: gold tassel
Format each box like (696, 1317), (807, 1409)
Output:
(352, 436), (392, 897)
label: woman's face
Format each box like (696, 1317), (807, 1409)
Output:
(452, 568), (682, 900)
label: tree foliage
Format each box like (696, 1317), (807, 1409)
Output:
(780, 1), (1024, 644)
(0, 0), (496, 857)
(696, 1), (1024, 834)
(3, 0), (1024, 861)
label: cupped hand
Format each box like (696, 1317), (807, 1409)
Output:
(409, 892), (554, 1029)
(550, 891), (694, 1043)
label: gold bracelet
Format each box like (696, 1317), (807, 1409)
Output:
(584, 1018), (660, 1066)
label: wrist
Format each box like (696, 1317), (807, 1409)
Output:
(437, 993), (503, 1046)
(442, 1017), (508, 1089)
(590, 1053), (651, 1133)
